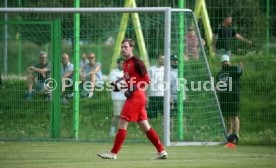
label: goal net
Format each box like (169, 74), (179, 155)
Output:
(0, 7), (226, 145)
(170, 10), (227, 145)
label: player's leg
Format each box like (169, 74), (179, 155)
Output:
(111, 119), (128, 153)
(36, 80), (51, 100)
(26, 70), (35, 100)
(139, 120), (163, 152)
(110, 115), (121, 136)
(230, 116), (236, 134)
(138, 120), (167, 159)
(110, 101), (117, 136)
(233, 101), (240, 137)
(224, 116), (232, 135)
(27, 70), (34, 93)
(110, 100), (124, 136)
(97, 119), (128, 159)
(109, 115), (118, 136)
(88, 74), (96, 98)
(234, 116), (240, 137)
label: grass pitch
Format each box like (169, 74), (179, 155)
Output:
(0, 141), (276, 168)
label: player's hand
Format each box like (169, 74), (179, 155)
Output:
(247, 40), (253, 45)
(124, 89), (133, 99)
(124, 86), (136, 99)
(41, 73), (46, 78)
(27, 67), (34, 73)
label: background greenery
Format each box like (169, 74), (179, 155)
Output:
(0, 0), (275, 145)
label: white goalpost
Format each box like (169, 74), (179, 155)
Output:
(0, 7), (227, 146)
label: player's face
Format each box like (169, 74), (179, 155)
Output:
(88, 54), (95, 63)
(39, 54), (48, 64)
(62, 54), (69, 65)
(81, 53), (87, 60)
(121, 42), (133, 59)
(225, 17), (232, 26)
(222, 61), (230, 67)
(158, 56), (165, 66)
(171, 60), (178, 69)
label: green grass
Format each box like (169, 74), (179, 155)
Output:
(0, 141), (276, 168)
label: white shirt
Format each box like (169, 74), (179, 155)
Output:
(80, 59), (89, 68)
(109, 68), (126, 100)
(148, 65), (165, 97)
(83, 62), (102, 81)
(62, 62), (74, 78)
(170, 68), (178, 100)
(170, 67), (186, 101)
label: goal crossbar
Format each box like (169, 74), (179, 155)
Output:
(0, 7), (191, 13)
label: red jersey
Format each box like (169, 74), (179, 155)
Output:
(121, 56), (149, 122)
(123, 56), (150, 90)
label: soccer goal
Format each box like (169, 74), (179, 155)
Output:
(0, 7), (226, 145)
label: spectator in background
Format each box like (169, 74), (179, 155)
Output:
(80, 52), (102, 98)
(109, 58), (126, 137)
(185, 26), (199, 61)
(170, 54), (179, 110)
(25, 51), (51, 100)
(80, 53), (89, 68)
(170, 54), (187, 108)
(213, 15), (253, 56)
(217, 54), (243, 139)
(61, 53), (74, 103)
(62, 53), (74, 79)
(147, 55), (165, 119)
(170, 54), (187, 133)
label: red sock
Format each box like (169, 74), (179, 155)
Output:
(146, 128), (164, 152)
(111, 129), (127, 154)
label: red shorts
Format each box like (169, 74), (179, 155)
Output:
(120, 90), (148, 122)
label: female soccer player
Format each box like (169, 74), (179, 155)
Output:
(97, 38), (168, 160)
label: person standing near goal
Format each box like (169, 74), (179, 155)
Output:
(109, 58), (126, 137)
(97, 38), (168, 160)
(147, 55), (165, 119)
(217, 54), (243, 139)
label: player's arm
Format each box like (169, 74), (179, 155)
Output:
(237, 62), (243, 76)
(79, 64), (85, 79)
(235, 33), (252, 45)
(27, 65), (35, 73)
(63, 71), (73, 78)
(85, 64), (101, 77)
(91, 64), (101, 75)
(29, 66), (49, 74)
(79, 64), (85, 73)
(139, 59), (150, 85)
